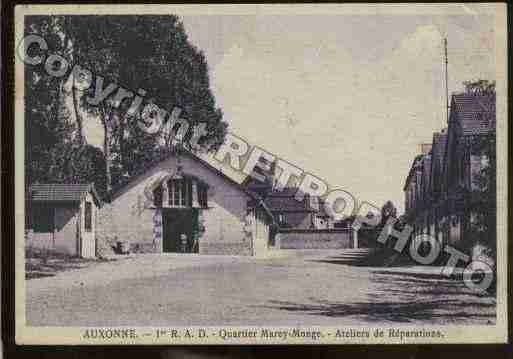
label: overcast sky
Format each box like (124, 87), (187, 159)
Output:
(180, 7), (496, 213)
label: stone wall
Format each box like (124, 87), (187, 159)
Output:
(279, 229), (353, 249)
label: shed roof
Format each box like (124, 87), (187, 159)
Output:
(29, 183), (102, 207)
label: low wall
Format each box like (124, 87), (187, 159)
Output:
(278, 229), (354, 249)
(200, 242), (252, 256)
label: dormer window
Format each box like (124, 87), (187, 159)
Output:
(169, 178), (189, 207)
(153, 176), (208, 209)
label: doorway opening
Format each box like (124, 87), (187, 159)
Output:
(162, 208), (199, 253)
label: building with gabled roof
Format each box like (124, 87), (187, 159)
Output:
(261, 187), (329, 229)
(403, 92), (495, 251)
(27, 183), (102, 258)
(97, 148), (277, 257)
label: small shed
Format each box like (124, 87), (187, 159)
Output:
(27, 184), (102, 258)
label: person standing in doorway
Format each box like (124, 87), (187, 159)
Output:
(180, 233), (188, 253)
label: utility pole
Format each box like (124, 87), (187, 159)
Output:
(444, 38), (449, 123)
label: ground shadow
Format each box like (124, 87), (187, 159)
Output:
(261, 297), (496, 324)
(260, 261), (496, 324)
(25, 272), (56, 280)
(307, 247), (419, 267)
(25, 257), (116, 280)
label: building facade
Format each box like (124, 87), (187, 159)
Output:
(403, 92), (496, 253)
(262, 188), (333, 230)
(97, 150), (276, 257)
(26, 184), (102, 258)
(242, 159), (336, 231)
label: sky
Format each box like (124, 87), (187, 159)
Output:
(74, 6), (497, 214)
(178, 7), (496, 213)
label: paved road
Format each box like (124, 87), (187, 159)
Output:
(26, 250), (496, 326)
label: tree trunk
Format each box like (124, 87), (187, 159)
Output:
(100, 105), (112, 196)
(72, 76), (85, 144)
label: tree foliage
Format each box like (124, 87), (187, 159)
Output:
(462, 79), (496, 255)
(467, 132), (496, 253)
(463, 79), (496, 95)
(25, 15), (227, 199)
(380, 200), (397, 226)
(24, 16), (103, 191)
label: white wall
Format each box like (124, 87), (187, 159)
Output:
(79, 192), (97, 258)
(98, 153), (265, 255)
(28, 204), (79, 256)
(53, 205), (79, 256)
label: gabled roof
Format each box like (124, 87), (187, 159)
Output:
(431, 130), (447, 166)
(265, 196), (313, 213)
(403, 154), (423, 191)
(451, 93), (496, 135)
(429, 129), (448, 193)
(109, 147), (276, 225)
(242, 157), (276, 193)
(422, 154), (432, 184)
(111, 147), (249, 197)
(29, 183), (102, 207)
(263, 187), (316, 213)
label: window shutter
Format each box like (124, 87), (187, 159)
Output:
(192, 181), (200, 208)
(153, 185), (163, 207)
(187, 179), (193, 206)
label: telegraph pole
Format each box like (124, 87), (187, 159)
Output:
(444, 38), (449, 123)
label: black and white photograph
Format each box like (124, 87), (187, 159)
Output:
(14, 4), (507, 345)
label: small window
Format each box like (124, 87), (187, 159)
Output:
(84, 202), (93, 232)
(172, 179), (181, 206)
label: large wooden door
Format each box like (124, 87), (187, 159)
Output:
(162, 209), (198, 253)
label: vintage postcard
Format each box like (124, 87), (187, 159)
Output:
(14, 4), (507, 345)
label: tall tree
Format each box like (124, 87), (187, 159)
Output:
(25, 15), (228, 200)
(464, 80), (496, 258)
(468, 132), (496, 255)
(63, 15), (227, 193)
(25, 16), (73, 185)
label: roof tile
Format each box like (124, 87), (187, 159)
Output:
(452, 93), (496, 134)
(29, 183), (100, 205)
